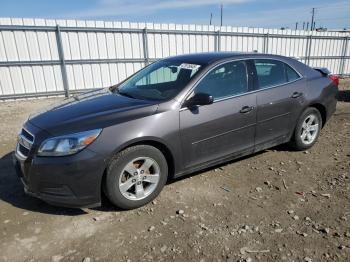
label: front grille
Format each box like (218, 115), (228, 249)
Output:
(16, 128), (35, 159)
(21, 128), (34, 142)
(18, 144), (30, 156)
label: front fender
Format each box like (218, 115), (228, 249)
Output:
(88, 109), (183, 175)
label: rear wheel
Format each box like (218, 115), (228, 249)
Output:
(104, 145), (168, 209)
(290, 107), (322, 150)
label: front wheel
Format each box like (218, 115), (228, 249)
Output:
(104, 145), (168, 209)
(290, 107), (322, 150)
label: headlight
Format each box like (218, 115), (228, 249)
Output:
(38, 129), (102, 156)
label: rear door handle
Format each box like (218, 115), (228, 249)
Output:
(291, 92), (303, 98)
(240, 106), (254, 114)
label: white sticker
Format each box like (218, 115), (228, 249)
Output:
(179, 63), (200, 70)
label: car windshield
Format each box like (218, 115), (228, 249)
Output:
(115, 60), (203, 101)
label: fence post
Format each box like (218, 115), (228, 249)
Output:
(263, 33), (269, 53)
(142, 28), (149, 65)
(55, 25), (70, 98)
(308, 35), (313, 66)
(340, 37), (348, 76)
(304, 35), (312, 65)
(215, 30), (221, 52)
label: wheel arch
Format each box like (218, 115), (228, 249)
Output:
(308, 103), (327, 127)
(289, 102), (327, 143)
(119, 139), (175, 179)
(101, 137), (176, 188)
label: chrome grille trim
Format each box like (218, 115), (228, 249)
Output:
(16, 127), (35, 159)
(18, 134), (33, 149)
(15, 144), (27, 160)
(22, 127), (34, 143)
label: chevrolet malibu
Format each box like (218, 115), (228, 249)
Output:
(14, 52), (338, 209)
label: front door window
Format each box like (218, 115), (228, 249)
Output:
(194, 61), (248, 100)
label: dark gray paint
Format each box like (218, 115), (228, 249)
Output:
(14, 52), (338, 208)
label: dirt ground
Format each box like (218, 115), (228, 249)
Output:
(0, 80), (349, 262)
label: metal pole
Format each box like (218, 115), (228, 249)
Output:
(266, 33), (269, 53)
(305, 35), (313, 65)
(311, 8), (315, 31)
(220, 4), (223, 27)
(262, 34), (266, 53)
(142, 28), (149, 65)
(340, 37), (349, 76)
(263, 33), (269, 53)
(308, 35), (313, 65)
(216, 30), (221, 52)
(55, 25), (70, 98)
(304, 35), (310, 64)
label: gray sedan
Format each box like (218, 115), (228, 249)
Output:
(14, 52), (338, 209)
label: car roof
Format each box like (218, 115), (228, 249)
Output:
(164, 52), (278, 65)
(162, 52), (311, 77)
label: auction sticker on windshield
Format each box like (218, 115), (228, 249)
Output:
(179, 63), (201, 70)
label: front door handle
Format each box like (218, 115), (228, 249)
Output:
(240, 106), (254, 114)
(291, 92), (303, 98)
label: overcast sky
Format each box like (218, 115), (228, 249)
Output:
(1, 0), (350, 29)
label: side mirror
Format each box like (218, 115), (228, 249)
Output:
(184, 93), (214, 108)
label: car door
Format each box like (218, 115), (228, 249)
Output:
(252, 59), (306, 150)
(179, 60), (257, 169)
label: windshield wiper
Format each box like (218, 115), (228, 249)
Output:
(115, 88), (136, 99)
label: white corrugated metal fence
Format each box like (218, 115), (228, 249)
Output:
(0, 18), (349, 99)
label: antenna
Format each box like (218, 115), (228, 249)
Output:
(311, 8), (315, 31)
(220, 4), (223, 27)
(210, 12), (213, 25)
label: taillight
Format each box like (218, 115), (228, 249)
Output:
(328, 74), (339, 87)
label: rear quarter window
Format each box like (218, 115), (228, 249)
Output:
(286, 64), (300, 82)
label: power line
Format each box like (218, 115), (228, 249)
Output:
(316, 16), (350, 22)
(316, 2), (350, 10)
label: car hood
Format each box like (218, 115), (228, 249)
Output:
(29, 88), (159, 136)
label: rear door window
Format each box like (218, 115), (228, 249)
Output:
(254, 59), (300, 89)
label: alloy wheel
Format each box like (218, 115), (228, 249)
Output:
(300, 114), (319, 145)
(118, 157), (160, 201)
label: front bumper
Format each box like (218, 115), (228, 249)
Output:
(13, 148), (106, 208)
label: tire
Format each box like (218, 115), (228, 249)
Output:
(289, 107), (322, 151)
(104, 145), (168, 209)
